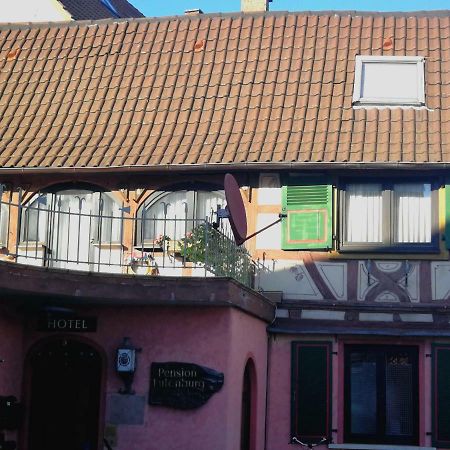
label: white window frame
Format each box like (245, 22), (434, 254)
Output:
(352, 55), (425, 106)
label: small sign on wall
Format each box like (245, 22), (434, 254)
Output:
(149, 362), (224, 410)
(37, 316), (97, 332)
(116, 349), (136, 372)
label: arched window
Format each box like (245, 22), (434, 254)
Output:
(137, 188), (225, 244)
(20, 188), (122, 269)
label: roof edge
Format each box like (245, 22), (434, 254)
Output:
(1, 161), (450, 175)
(0, 8), (449, 29)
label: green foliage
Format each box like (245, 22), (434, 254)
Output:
(180, 223), (254, 287)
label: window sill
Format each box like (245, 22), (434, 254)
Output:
(18, 241), (46, 250)
(352, 103), (427, 110)
(329, 445), (435, 450)
(338, 244), (440, 255)
(92, 242), (123, 250)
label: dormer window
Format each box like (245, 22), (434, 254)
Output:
(352, 56), (425, 106)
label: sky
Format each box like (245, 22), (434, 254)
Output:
(133, 0), (450, 17)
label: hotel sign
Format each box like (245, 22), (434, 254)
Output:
(149, 362), (224, 410)
(37, 316), (97, 332)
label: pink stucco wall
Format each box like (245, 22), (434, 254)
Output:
(22, 305), (268, 450)
(0, 313), (23, 396)
(0, 312), (23, 444)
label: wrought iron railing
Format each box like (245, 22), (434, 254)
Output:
(0, 190), (256, 288)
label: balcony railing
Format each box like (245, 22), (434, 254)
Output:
(0, 191), (257, 288)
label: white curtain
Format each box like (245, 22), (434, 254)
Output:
(346, 184), (383, 243)
(52, 191), (93, 269)
(142, 191), (190, 242)
(142, 190), (225, 243)
(0, 203), (8, 245)
(394, 183), (431, 243)
(95, 193), (122, 243)
(22, 194), (49, 243)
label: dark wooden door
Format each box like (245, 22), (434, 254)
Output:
(28, 339), (102, 450)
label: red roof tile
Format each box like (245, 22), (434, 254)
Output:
(0, 10), (449, 172)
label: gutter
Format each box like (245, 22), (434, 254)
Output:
(1, 161), (450, 176)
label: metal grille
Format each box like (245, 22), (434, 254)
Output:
(0, 187), (257, 288)
(385, 353), (414, 436)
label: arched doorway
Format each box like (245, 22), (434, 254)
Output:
(240, 359), (256, 450)
(27, 338), (103, 450)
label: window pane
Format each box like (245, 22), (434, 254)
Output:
(97, 193), (122, 243)
(350, 351), (377, 434)
(52, 192), (93, 265)
(140, 190), (225, 242)
(385, 352), (414, 437)
(21, 194), (49, 243)
(142, 191), (192, 242)
(361, 62), (420, 102)
(394, 183), (431, 243)
(0, 203), (8, 245)
(345, 184), (382, 243)
(196, 191), (225, 222)
(292, 343), (332, 441)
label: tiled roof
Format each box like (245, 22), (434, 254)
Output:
(59, 0), (144, 20)
(0, 11), (449, 171)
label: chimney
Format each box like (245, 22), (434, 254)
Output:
(241, 0), (271, 12)
(185, 8), (203, 15)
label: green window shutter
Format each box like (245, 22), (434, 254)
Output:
(291, 342), (332, 444)
(282, 184), (332, 250)
(433, 345), (450, 447)
(445, 185), (450, 249)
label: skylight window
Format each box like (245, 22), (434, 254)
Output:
(101, 0), (119, 17)
(352, 56), (425, 106)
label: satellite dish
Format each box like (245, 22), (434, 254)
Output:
(224, 173), (248, 246)
(220, 173), (284, 246)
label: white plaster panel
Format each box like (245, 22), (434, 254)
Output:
(374, 291), (399, 302)
(16, 253), (45, 267)
(431, 262), (450, 300)
(315, 262), (347, 300)
(375, 261), (402, 272)
(258, 174), (281, 205)
(158, 267), (183, 276)
(257, 259), (323, 301)
(190, 267), (214, 277)
(255, 213), (281, 250)
(301, 310), (346, 320)
(357, 261), (379, 301)
(400, 313), (433, 323)
(93, 248), (122, 274)
(359, 313), (394, 322)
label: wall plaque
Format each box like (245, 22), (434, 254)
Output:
(37, 316), (97, 332)
(149, 362), (224, 409)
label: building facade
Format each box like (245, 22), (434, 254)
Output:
(0, 7), (449, 450)
(2, 0), (143, 23)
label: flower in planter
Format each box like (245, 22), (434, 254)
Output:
(155, 234), (171, 249)
(124, 250), (159, 275)
(179, 224), (214, 263)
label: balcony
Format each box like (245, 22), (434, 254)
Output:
(0, 192), (257, 288)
